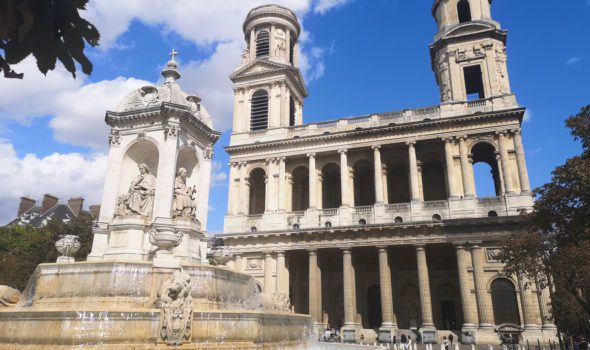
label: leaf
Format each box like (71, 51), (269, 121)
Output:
(55, 39), (75, 77)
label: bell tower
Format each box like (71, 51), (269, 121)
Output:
(230, 5), (308, 134)
(430, 0), (513, 104)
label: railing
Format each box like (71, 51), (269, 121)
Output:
(246, 214), (263, 220)
(478, 196), (503, 205)
(467, 99), (487, 108)
(289, 211), (305, 217)
(317, 121), (338, 128)
(423, 200), (448, 208)
(249, 129), (267, 136)
(321, 208), (338, 216)
(413, 106), (440, 115)
(379, 111), (404, 120)
(347, 116), (371, 124)
(354, 205), (373, 213)
(385, 203), (410, 211)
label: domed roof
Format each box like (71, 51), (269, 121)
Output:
(116, 50), (213, 129)
(243, 4), (301, 36)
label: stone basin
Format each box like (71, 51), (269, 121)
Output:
(0, 261), (312, 349)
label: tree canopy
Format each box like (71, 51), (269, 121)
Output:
(501, 105), (590, 333)
(0, 0), (99, 79)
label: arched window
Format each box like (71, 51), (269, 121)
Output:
(322, 163), (342, 209)
(457, 0), (472, 23)
(256, 30), (270, 58)
(421, 153), (448, 201)
(289, 96), (296, 126)
(249, 168), (266, 215)
(291, 166), (309, 211)
(472, 143), (502, 197)
(353, 159), (375, 206)
(491, 278), (521, 325)
(250, 90), (269, 131)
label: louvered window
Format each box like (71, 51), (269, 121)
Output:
(256, 30), (270, 58)
(289, 38), (295, 65)
(289, 96), (296, 126)
(250, 90), (269, 131)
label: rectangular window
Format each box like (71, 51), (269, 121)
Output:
(463, 65), (485, 101)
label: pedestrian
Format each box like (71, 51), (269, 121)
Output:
(449, 333), (454, 345)
(401, 333), (408, 350)
(443, 336), (450, 350)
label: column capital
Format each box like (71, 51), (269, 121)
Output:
(307, 153), (316, 159)
(338, 149), (348, 155)
(495, 130), (509, 137)
(377, 246), (389, 252)
(275, 250), (285, 256)
(341, 247), (352, 254)
(458, 135), (469, 141)
(307, 249), (318, 255)
(264, 252), (274, 258)
(406, 140), (417, 146)
(414, 244), (426, 251)
(442, 137), (454, 143)
(371, 144), (382, 151)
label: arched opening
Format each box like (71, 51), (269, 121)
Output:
(386, 159), (411, 204)
(249, 168), (266, 215)
(491, 278), (521, 325)
(353, 159), (375, 206)
(256, 30), (270, 58)
(421, 153), (448, 201)
(289, 96), (296, 126)
(118, 140), (159, 200)
(457, 0), (472, 23)
(464, 65), (485, 101)
(291, 166), (309, 211)
(251, 90), (269, 131)
(472, 142), (502, 197)
(367, 285), (382, 329)
(322, 163), (341, 209)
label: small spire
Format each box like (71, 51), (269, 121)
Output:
(162, 49), (181, 82)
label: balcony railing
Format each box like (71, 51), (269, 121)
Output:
(385, 203), (410, 211)
(477, 196), (503, 205)
(354, 205), (373, 213)
(321, 208), (338, 216)
(423, 200), (448, 208)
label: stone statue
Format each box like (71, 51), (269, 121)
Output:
(115, 163), (156, 218)
(0, 286), (21, 307)
(172, 168), (197, 220)
(275, 41), (286, 58)
(156, 270), (193, 345)
(241, 48), (250, 65)
(271, 292), (292, 313)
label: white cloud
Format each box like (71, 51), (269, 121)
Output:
(0, 140), (108, 225)
(210, 161), (228, 187)
(523, 109), (533, 123)
(566, 57), (581, 65)
(314, 0), (353, 14)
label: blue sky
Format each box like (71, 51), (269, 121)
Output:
(0, 0), (588, 232)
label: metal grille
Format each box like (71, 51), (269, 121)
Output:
(289, 96), (296, 126)
(250, 90), (269, 131)
(256, 30), (270, 58)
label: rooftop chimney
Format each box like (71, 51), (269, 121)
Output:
(89, 204), (101, 220)
(18, 197), (36, 216)
(68, 197), (84, 217)
(41, 194), (59, 214)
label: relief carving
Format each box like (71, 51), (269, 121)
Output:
(486, 248), (502, 262)
(155, 270), (193, 346)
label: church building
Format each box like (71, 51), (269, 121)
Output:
(219, 2), (557, 345)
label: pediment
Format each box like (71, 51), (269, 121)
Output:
(442, 22), (497, 40)
(231, 60), (308, 97)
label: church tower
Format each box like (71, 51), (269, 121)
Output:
(430, 0), (513, 104)
(230, 5), (307, 134)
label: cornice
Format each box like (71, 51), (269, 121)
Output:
(231, 61), (308, 97)
(225, 107), (524, 153)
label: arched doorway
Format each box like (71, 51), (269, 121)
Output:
(491, 278), (521, 325)
(472, 142), (502, 197)
(367, 285), (382, 329)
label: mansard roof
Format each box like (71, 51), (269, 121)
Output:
(8, 204), (80, 228)
(231, 59), (308, 98)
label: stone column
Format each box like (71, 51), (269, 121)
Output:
(407, 141), (420, 202)
(339, 149), (351, 207)
(249, 30), (256, 62)
(497, 132), (515, 194)
(278, 157), (286, 211)
(538, 286), (557, 330)
(382, 167), (389, 205)
(342, 248), (357, 327)
(308, 250), (321, 327)
(519, 277), (542, 330)
(276, 251), (289, 295)
(373, 145), (384, 204)
(459, 136), (475, 197)
(495, 154), (505, 195)
(513, 130), (531, 193)
(416, 246), (435, 329)
(264, 253), (275, 294)
(471, 245), (494, 328)
(378, 247), (397, 336)
(455, 245), (478, 330)
(444, 138), (459, 198)
(234, 254), (244, 272)
(228, 163), (238, 215)
(308, 153), (317, 209)
(270, 24), (276, 59)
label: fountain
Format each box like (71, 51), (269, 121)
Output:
(0, 50), (312, 349)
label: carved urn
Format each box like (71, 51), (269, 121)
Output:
(55, 235), (81, 263)
(149, 228), (184, 253)
(211, 246), (233, 266)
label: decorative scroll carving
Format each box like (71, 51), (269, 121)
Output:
(109, 131), (121, 147)
(156, 270), (193, 346)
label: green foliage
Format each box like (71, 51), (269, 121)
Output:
(501, 105), (590, 334)
(0, 0), (100, 79)
(0, 213), (94, 291)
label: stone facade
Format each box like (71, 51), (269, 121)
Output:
(219, 2), (557, 345)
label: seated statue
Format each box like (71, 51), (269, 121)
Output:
(115, 163), (156, 218)
(172, 168), (197, 220)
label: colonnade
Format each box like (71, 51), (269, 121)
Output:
(227, 130), (531, 216)
(235, 243), (555, 338)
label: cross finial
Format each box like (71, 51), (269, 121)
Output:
(169, 49), (178, 61)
